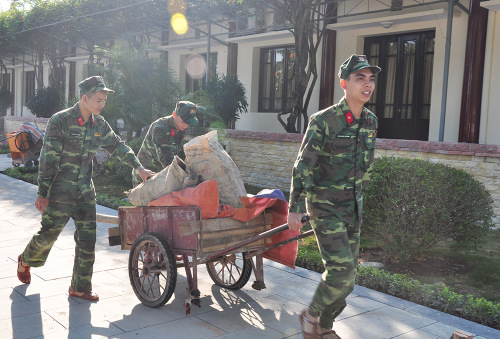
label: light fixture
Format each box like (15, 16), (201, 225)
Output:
(380, 21), (393, 29)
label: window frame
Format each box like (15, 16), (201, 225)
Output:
(24, 71), (36, 105)
(185, 52), (217, 93)
(258, 45), (295, 113)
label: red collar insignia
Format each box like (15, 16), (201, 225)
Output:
(171, 129), (175, 137)
(345, 112), (354, 124)
(78, 117), (84, 126)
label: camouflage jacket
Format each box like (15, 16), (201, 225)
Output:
(37, 103), (141, 203)
(135, 115), (185, 174)
(289, 98), (378, 223)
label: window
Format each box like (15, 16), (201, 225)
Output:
(24, 71), (36, 105)
(365, 31), (435, 140)
(185, 52), (217, 93)
(0, 73), (10, 92)
(50, 66), (66, 92)
(259, 46), (295, 113)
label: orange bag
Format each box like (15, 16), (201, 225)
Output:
(148, 180), (219, 219)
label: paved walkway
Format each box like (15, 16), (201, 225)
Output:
(0, 153), (498, 338)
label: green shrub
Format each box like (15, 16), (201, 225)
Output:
(0, 143), (10, 154)
(295, 246), (323, 273)
(26, 86), (63, 118)
(356, 266), (500, 329)
(363, 156), (494, 261)
(96, 193), (132, 210)
(3, 166), (38, 184)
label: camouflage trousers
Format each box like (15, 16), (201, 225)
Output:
(22, 197), (97, 293)
(308, 215), (361, 329)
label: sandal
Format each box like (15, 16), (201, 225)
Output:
(68, 287), (99, 301)
(320, 329), (342, 339)
(17, 254), (31, 284)
(299, 310), (321, 339)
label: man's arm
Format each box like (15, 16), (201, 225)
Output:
(36, 115), (64, 212)
(288, 114), (326, 230)
(99, 120), (154, 180)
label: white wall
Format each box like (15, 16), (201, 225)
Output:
(480, 10), (500, 146)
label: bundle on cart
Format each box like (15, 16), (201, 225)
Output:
(127, 130), (246, 208)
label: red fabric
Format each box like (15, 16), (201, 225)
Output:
(217, 196), (299, 268)
(148, 182), (299, 268)
(148, 180), (219, 219)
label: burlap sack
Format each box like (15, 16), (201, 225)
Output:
(184, 130), (246, 208)
(127, 156), (193, 206)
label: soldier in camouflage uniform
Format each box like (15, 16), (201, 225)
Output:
(16, 76), (154, 301)
(288, 55), (381, 339)
(132, 101), (198, 187)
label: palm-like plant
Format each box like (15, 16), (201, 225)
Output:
(204, 74), (248, 129)
(99, 44), (182, 139)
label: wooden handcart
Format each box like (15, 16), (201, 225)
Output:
(100, 206), (311, 312)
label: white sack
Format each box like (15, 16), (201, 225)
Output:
(183, 130), (246, 208)
(127, 156), (191, 206)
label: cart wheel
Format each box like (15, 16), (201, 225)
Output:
(15, 133), (33, 152)
(12, 161), (20, 167)
(34, 160), (39, 166)
(206, 253), (252, 290)
(128, 232), (177, 308)
(24, 160), (33, 167)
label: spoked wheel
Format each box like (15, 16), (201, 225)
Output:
(206, 253), (252, 290)
(14, 133), (33, 152)
(129, 232), (177, 308)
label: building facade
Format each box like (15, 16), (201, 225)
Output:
(1, 0), (500, 145)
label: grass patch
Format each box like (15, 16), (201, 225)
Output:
(0, 143), (10, 154)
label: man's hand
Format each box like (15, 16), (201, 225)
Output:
(138, 168), (155, 182)
(288, 212), (308, 231)
(35, 197), (49, 214)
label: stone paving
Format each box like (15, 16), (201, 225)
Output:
(0, 153), (498, 338)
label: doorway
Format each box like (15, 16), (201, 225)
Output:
(364, 31), (435, 140)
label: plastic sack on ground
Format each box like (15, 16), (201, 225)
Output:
(148, 180), (219, 219)
(183, 130), (246, 208)
(127, 156), (193, 206)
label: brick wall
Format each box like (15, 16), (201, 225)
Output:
(3, 116), (49, 134)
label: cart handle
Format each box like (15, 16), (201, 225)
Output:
(197, 215), (309, 265)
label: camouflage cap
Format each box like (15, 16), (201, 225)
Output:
(338, 54), (381, 80)
(78, 76), (115, 95)
(175, 101), (198, 127)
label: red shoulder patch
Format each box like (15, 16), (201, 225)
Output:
(78, 117), (84, 126)
(170, 129), (175, 137)
(345, 112), (354, 124)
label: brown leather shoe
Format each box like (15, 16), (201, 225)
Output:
(68, 287), (99, 301)
(320, 329), (342, 339)
(299, 310), (321, 339)
(17, 254), (31, 284)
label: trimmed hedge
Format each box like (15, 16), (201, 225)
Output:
(356, 265), (500, 329)
(363, 156), (494, 261)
